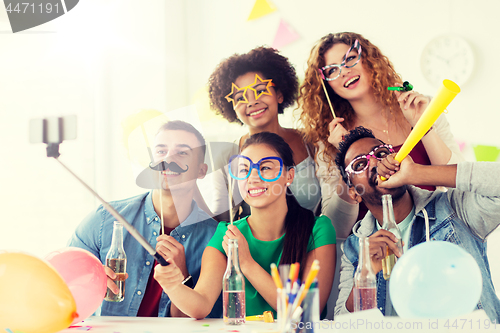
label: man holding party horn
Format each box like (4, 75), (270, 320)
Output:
(334, 126), (500, 322)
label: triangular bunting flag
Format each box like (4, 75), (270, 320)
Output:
(456, 139), (466, 152)
(473, 144), (500, 162)
(247, 0), (276, 21)
(272, 19), (300, 49)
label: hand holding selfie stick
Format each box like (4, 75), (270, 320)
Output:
(35, 117), (168, 266)
(380, 79), (461, 181)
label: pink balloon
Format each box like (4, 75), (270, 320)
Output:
(45, 247), (107, 324)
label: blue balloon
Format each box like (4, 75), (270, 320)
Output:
(389, 241), (482, 318)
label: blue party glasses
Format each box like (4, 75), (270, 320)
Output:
(229, 155), (283, 182)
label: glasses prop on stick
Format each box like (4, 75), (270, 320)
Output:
(380, 79), (461, 181)
(317, 39), (363, 119)
(228, 176), (234, 225)
(29, 115), (169, 266)
(319, 73), (337, 119)
(122, 110), (168, 234)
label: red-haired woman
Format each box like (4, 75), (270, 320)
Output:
(298, 32), (464, 240)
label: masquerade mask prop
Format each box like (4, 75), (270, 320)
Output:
(317, 39), (362, 119)
(225, 74), (275, 109)
(345, 144), (394, 185)
(229, 155), (284, 182)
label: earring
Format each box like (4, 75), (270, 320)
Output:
(286, 182), (291, 186)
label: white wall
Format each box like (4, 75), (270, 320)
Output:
(1, 0), (499, 319)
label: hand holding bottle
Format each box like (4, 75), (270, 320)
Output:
(104, 266), (128, 296)
(367, 230), (402, 274)
(223, 225), (253, 272)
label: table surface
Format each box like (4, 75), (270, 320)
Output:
(58, 310), (496, 333)
(59, 317), (282, 333)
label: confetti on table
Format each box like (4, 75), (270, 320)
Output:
(202, 324), (210, 326)
(68, 326), (91, 330)
(68, 326), (92, 331)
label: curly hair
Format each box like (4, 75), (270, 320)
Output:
(298, 32), (403, 171)
(208, 47), (298, 125)
(334, 126), (376, 187)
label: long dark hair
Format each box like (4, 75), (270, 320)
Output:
(241, 132), (315, 278)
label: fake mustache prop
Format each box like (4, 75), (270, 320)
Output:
(136, 161), (190, 189)
(135, 142), (241, 191)
(149, 160), (189, 173)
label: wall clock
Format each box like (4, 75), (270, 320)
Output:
(420, 35), (474, 87)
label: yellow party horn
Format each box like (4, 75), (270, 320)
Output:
(380, 79), (461, 181)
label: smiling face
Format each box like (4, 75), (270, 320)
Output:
(153, 129), (207, 192)
(345, 137), (406, 206)
(232, 72), (283, 129)
(323, 42), (370, 101)
(236, 143), (294, 210)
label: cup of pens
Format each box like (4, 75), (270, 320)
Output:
(271, 260), (320, 333)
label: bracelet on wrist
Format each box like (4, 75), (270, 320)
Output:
(181, 275), (194, 289)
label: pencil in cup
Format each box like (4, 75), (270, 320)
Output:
(292, 260), (320, 312)
(270, 263), (283, 289)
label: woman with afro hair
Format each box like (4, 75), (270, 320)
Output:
(208, 47), (322, 222)
(298, 32), (464, 241)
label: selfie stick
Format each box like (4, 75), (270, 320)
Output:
(45, 142), (169, 266)
(380, 79), (461, 181)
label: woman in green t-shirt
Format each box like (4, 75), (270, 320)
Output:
(154, 132), (336, 318)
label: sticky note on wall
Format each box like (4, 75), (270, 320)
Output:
(473, 145), (500, 162)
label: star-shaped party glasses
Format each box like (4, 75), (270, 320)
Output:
(225, 74), (275, 109)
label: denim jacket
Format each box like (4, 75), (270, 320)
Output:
(335, 162), (500, 322)
(68, 191), (223, 318)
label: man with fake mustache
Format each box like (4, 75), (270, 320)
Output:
(334, 126), (500, 322)
(69, 120), (222, 318)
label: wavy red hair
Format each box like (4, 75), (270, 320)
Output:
(298, 32), (404, 170)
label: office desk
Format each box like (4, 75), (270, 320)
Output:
(60, 317), (281, 333)
(58, 310), (495, 333)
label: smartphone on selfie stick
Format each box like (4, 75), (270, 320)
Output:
(29, 115), (169, 266)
